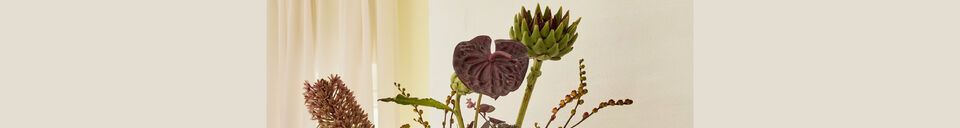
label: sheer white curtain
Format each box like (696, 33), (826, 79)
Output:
(267, 0), (411, 128)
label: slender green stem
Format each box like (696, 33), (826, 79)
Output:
(514, 59), (544, 127)
(472, 94), (483, 128)
(453, 95), (466, 128)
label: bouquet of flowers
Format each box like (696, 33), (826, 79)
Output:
(304, 4), (633, 128)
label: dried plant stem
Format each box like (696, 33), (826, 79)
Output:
(570, 111), (594, 128)
(443, 92), (454, 128)
(570, 115), (588, 128)
(442, 111), (448, 128)
(471, 94), (483, 128)
(413, 106), (430, 128)
(561, 103), (581, 128)
(515, 59), (544, 127)
(572, 99), (634, 128)
(544, 117), (554, 128)
(453, 95), (466, 128)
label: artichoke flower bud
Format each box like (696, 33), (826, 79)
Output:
(450, 73), (472, 95)
(510, 4), (580, 61)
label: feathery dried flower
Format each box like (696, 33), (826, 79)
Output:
(303, 75), (374, 128)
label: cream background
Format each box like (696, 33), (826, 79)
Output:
(695, 0), (960, 127)
(0, 0), (264, 127)
(2, 0), (959, 128)
(429, 0), (691, 127)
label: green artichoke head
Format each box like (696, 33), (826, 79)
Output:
(510, 4), (580, 61)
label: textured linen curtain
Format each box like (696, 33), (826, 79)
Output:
(267, 0), (411, 127)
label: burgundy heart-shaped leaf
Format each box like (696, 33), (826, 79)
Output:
(453, 35), (529, 99)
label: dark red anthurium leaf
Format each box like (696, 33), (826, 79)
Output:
(453, 35), (529, 99)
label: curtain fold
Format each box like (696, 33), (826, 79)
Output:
(268, 0), (409, 127)
(269, 0), (429, 127)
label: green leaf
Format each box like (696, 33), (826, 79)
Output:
(534, 38), (546, 54)
(514, 15), (522, 35)
(554, 7), (564, 23)
(540, 23), (550, 36)
(570, 33), (579, 46)
(531, 24), (541, 39)
(522, 32), (534, 47)
(544, 7), (552, 22)
(520, 19), (529, 35)
(552, 28), (563, 42)
(559, 33), (573, 47)
(557, 16), (568, 34)
(544, 30), (557, 47)
(550, 57), (562, 60)
(509, 27), (515, 39)
(548, 44), (561, 57)
(559, 47), (574, 57)
(379, 94), (452, 111)
(534, 4), (541, 21)
(568, 18), (581, 33)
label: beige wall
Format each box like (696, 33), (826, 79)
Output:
(0, 0), (266, 127)
(428, 0), (691, 127)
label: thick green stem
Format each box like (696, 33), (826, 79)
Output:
(514, 59), (544, 127)
(472, 94), (483, 128)
(454, 95), (466, 128)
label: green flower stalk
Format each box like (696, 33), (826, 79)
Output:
(510, 4), (581, 127)
(451, 73), (470, 128)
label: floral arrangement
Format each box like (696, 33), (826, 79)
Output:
(304, 4), (633, 128)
